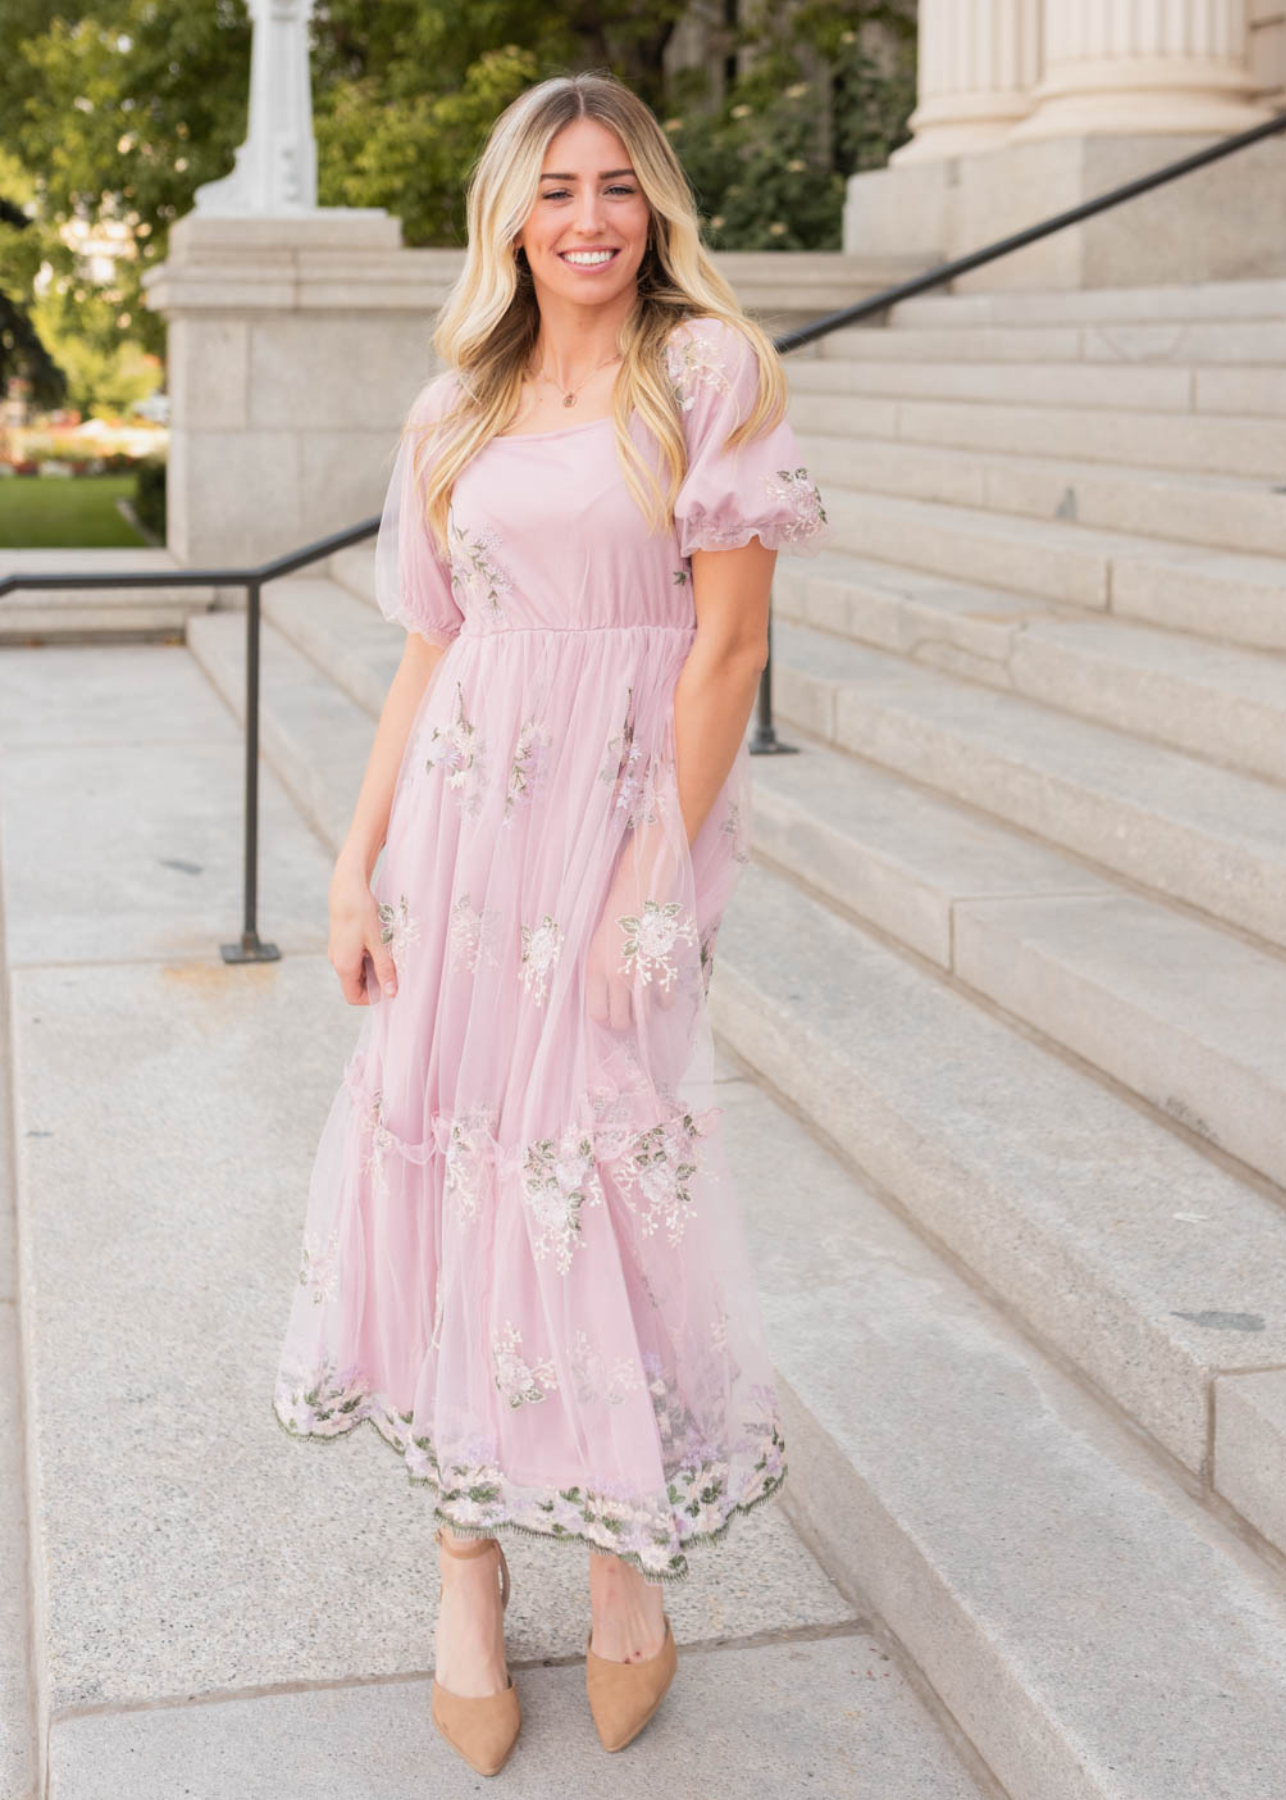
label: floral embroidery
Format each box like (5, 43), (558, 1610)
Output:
(673, 566), (690, 586)
(504, 715), (553, 824)
(600, 692), (662, 831)
(493, 1319), (559, 1409)
(616, 1108), (708, 1244)
(521, 1126), (604, 1273)
(298, 1228), (340, 1305)
(519, 913), (563, 1005)
(449, 892), (502, 974)
(698, 923), (720, 997)
(425, 681), (488, 816)
(764, 466), (828, 542)
(616, 898), (699, 992)
(448, 515), (512, 621)
(569, 1329), (645, 1408)
(710, 1297), (730, 1352)
(360, 1088), (396, 1201)
(443, 1104), (500, 1223)
(273, 1352), (789, 1581)
(721, 799), (750, 865)
(665, 326), (736, 412)
(377, 893), (420, 972)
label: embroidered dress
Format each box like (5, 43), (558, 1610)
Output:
(272, 315), (832, 1580)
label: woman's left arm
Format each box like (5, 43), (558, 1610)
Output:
(673, 537), (774, 845)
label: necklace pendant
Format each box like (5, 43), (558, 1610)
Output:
(563, 392), (576, 407)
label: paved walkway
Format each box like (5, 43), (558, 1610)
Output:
(0, 643), (990, 1800)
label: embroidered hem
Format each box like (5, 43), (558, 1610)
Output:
(678, 519), (836, 559)
(270, 1384), (788, 1584)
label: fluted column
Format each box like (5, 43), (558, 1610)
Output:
(891, 0), (1042, 163)
(1010, 0), (1271, 138)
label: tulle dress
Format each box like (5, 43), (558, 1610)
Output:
(271, 314), (832, 1581)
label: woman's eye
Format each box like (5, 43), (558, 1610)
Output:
(541, 186), (637, 201)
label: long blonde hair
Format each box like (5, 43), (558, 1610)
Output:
(409, 70), (787, 556)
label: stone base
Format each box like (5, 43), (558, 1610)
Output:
(843, 130), (1286, 291)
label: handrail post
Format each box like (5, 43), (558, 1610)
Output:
(749, 604), (799, 755)
(221, 576), (281, 963)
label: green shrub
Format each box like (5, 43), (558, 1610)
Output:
(134, 456), (167, 541)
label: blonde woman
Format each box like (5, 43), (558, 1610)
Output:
(273, 69), (830, 1774)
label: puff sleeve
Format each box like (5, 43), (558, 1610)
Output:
(667, 316), (832, 560)
(372, 372), (465, 647)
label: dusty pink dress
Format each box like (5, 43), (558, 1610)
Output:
(272, 315), (831, 1580)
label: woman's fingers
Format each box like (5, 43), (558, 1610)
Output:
(368, 935), (398, 999)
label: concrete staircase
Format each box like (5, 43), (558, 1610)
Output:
(186, 273), (1286, 1800)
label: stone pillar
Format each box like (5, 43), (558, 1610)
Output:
(891, 0), (1042, 163)
(141, 213), (461, 569)
(1010, 0), (1272, 139)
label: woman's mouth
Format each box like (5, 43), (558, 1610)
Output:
(557, 248), (621, 271)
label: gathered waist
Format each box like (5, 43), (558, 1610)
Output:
(455, 619), (696, 642)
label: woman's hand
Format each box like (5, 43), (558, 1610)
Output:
(328, 849), (397, 1006)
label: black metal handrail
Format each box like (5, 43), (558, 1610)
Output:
(4, 103), (1284, 961)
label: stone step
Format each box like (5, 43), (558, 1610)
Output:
(769, 618), (1286, 951)
(791, 422), (1286, 562)
(186, 610), (372, 851)
(817, 486), (1286, 649)
(0, 549), (215, 642)
(818, 317), (1286, 365)
(723, 1052), (1286, 1800)
(772, 550), (1286, 779)
(791, 353), (1212, 413)
(782, 382), (1286, 480)
(261, 573), (400, 716)
(747, 729), (1286, 1194)
(887, 275), (1286, 327)
(713, 858), (1286, 1509)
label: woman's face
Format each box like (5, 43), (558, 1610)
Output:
(513, 116), (652, 310)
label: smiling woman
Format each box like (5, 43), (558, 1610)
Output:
(269, 68), (830, 1775)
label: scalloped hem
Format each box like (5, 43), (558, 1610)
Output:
(679, 522), (837, 560)
(270, 1390), (789, 1585)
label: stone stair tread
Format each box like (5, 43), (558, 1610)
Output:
(721, 1062), (1286, 1800)
(750, 733), (1286, 1189)
(186, 610), (373, 849)
(771, 614), (1286, 948)
(823, 484), (1286, 586)
(788, 354), (1202, 411)
(812, 318), (1286, 364)
(262, 573), (401, 715)
(775, 543), (1286, 707)
(712, 859), (1286, 1478)
(886, 275), (1286, 326)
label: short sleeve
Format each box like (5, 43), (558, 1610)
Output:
(666, 316), (832, 560)
(372, 372), (465, 647)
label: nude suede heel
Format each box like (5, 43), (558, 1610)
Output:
(585, 1613), (678, 1751)
(431, 1529), (521, 1776)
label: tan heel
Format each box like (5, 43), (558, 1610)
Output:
(585, 1612), (677, 1752)
(431, 1528), (521, 1776)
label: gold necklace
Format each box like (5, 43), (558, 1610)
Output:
(528, 350), (622, 408)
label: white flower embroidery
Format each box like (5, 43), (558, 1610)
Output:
(426, 681), (488, 816)
(721, 798), (750, 865)
(519, 913), (563, 1005)
(448, 515), (512, 621)
(710, 1297), (729, 1352)
(449, 892), (502, 974)
(377, 893), (420, 973)
(360, 1089), (395, 1201)
(442, 1104), (499, 1224)
(664, 325), (736, 412)
(763, 466), (828, 543)
(616, 1109), (707, 1245)
(492, 1319), (559, 1409)
(521, 1127), (604, 1274)
(569, 1329), (645, 1408)
(616, 898), (699, 992)
(299, 1227), (340, 1305)
(504, 716), (552, 824)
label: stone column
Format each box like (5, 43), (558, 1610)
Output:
(890, 0), (1042, 163)
(1010, 0), (1272, 138)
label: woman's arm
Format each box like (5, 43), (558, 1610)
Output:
(586, 539), (773, 1028)
(329, 630), (448, 1006)
(673, 537), (774, 845)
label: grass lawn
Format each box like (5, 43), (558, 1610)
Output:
(0, 475), (150, 549)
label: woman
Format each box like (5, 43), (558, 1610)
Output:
(272, 69), (830, 1774)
